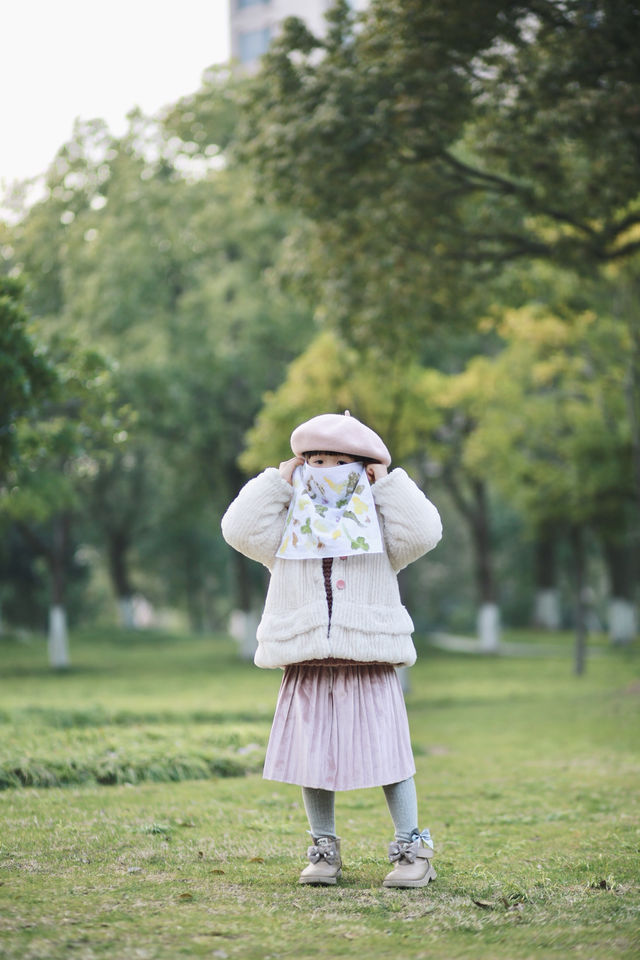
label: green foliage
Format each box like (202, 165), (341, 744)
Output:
(0, 277), (56, 477)
(161, 64), (244, 157)
(3, 13), (638, 635)
(470, 0), (640, 264)
(464, 306), (633, 530)
(1, 329), (128, 526)
(240, 330), (440, 473)
(240, 0), (640, 348)
(3, 87), (315, 624)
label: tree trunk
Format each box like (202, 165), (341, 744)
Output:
(626, 296), (640, 524)
(227, 549), (259, 659)
(107, 530), (135, 628)
(533, 532), (561, 630)
(47, 513), (71, 669)
(48, 605), (69, 668)
(185, 553), (205, 633)
(477, 603), (500, 651)
(233, 550), (253, 613)
(470, 480), (500, 650)
(570, 525), (587, 676)
(444, 469), (501, 648)
(396, 567), (411, 690)
(228, 609), (259, 661)
(397, 566), (411, 611)
(534, 589), (561, 630)
(118, 597), (136, 629)
(602, 539), (637, 645)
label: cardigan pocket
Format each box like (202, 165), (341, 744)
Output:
(257, 600), (329, 643)
(330, 600), (415, 635)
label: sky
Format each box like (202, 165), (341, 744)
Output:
(0, 0), (230, 191)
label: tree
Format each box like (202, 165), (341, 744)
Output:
(1, 331), (128, 666)
(411, 365), (504, 649)
(4, 89), (316, 634)
(242, 0), (640, 285)
(239, 331), (504, 647)
(0, 277), (56, 478)
(464, 306), (635, 669)
(74, 125), (314, 627)
(239, 0), (640, 653)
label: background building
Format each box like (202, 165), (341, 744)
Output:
(229, 0), (365, 71)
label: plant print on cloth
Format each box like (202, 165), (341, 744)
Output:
(278, 462), (384, 559)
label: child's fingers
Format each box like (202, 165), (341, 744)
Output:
(367, 463), (387, 483)
(279, 456), (303, 483)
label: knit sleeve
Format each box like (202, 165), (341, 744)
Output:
(221, 468), (293, 570)
(372, 467), (442, 573)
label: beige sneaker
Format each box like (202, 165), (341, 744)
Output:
(299, 836), (342, 885)
(382, 830), (436, 888)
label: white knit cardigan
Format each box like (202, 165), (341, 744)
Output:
(221, 467), (442, 669)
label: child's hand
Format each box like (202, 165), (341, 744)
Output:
(366, 463), (388, 484)
(279, 456), (304, 484)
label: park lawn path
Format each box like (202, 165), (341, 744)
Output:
(1, 629), (639, 959)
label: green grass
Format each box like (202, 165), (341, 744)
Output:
(1, 627), (639, 959)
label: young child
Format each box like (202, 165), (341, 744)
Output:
(221, 411), (442, 887)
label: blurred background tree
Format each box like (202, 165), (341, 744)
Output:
(0, 328), (127, 666)
(2, 74), (313, 643)
(1, 1), (638, 661)
(0, 276), (56, 478)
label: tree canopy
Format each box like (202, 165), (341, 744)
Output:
(0, 277), (56, 478)
(1, 6), (637, 648)
(239, 0), (640, 347)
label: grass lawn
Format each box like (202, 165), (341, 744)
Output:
(1, 627), (639, 959)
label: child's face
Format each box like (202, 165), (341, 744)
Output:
(305, 452), (358, 468)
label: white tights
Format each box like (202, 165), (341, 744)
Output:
(302, 777), (419, 843)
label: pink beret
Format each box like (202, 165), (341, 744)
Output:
(290, 411), (391, 465)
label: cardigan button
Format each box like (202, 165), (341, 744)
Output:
(336, 579), (346, 590)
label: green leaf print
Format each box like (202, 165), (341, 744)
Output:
(314, 504), (328, 516)
(349, 536), (370, 551)
(301, 517), (312, 535)
(342, 509), (364, 526)
(347, 471), (360, 494)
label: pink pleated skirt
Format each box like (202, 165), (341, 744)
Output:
(262, 662), (416, 791)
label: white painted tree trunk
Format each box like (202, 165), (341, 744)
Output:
(533, 589), (561, 630)
(229, 609), (245, 643)
(229, 609), (258, 660)
(477, 603), (501, 651)
(48, 605), (70, 668)
(608, 598), (637, 645)
(118, 596), (136, 629)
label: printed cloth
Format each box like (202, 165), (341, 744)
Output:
(277, 462), (384, 560)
